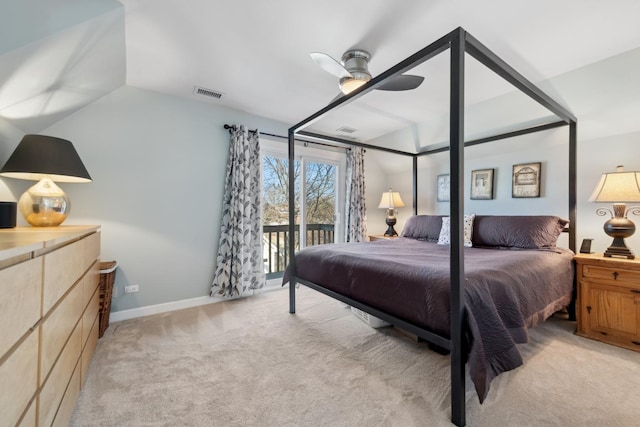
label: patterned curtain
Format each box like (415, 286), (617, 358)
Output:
(345, 147), (367, 242)
(211, 125), (265, 297)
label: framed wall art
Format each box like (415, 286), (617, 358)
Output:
(437, 174), (450, 202)
(512, 162), (541, 198)
(470, 168), (494, 200)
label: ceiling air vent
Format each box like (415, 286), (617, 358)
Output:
(193, 86), (223, 99)
(336, 126), (357, 134)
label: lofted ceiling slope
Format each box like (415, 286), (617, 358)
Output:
(0, 1), (125, 134)
(2, 1), (640, 142)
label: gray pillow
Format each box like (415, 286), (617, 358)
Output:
(401, 215), (444, 241)
(472, 215), (569, 249)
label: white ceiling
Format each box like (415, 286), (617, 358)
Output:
(119, 0), (640, 147)
(3, 0), (640, 147)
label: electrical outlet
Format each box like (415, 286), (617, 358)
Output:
(124, 285), (139, 293)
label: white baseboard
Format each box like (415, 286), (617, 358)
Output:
(108, 285), (283, 323)
(109, 295), (226, 322)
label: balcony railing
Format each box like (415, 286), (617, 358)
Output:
(263, 223), (335, 279)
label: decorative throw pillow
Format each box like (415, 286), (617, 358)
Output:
(437, 214), (475, 247)
(401, 215), (444, 241)
(471, 215), (569, 249)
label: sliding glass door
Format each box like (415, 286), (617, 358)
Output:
(261, 139), (345, 280)
(301, 157), (339, 247)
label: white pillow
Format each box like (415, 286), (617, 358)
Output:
(437, 214), (475, 247)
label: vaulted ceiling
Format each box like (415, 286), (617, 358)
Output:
(2, 0), (640, 149)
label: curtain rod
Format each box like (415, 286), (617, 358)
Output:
(223, 124), (350, 151)
(223, 124), (258, 134)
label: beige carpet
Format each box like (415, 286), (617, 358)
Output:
(71, 287), (640, 426)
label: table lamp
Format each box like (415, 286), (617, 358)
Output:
(589, 165), (640, 259)
(0, 134), (92, 226)
(378, 189), (405, 237)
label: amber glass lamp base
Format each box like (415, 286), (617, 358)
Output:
(18, 177), (70, 226)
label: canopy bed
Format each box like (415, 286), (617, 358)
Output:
(285, 27), (577, 426)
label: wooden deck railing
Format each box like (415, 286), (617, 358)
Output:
(263, 223), (334, 278)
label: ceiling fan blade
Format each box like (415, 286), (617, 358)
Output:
(310, 52), (353, 79)
(376, 74), (424, 91)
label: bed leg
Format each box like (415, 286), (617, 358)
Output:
(451, 341), (466, 427)
(289, 279), (296, 314)
(567, 275), (577, 321)
(567, 297), (577, 321)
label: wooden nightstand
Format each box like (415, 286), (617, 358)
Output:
(368, 235), (397, 241)
(574, 253), (640, 352)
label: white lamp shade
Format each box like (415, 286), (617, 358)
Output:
(378, 191), (405, 209)
(589, 167), (640, 203)
(340, 78), (368, 94)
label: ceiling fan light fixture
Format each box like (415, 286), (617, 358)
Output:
(339, 72), (371, 94)
(312, 48), (423, 96)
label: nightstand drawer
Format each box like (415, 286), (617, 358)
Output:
(582, 264), (640, 286)
(575, 253), (640, 352)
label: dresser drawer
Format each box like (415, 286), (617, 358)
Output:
(82, 287), (99, 348)
(43, 238), (86, 314)
(52, 361), (81, 427)
(39, 323), (82, 427)
(0, 331), (38, 427)
(582, 264), (640, 286)
(81, 314), (99, 385)
(41, 279), (84, 378)
(84, 231), (100, 270)
(0, 257), (42, 359)
(81, 260), (100, 310)
(17, 400), (36, 427)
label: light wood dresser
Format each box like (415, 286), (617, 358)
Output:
(575, 253), (640, 352)
(0, 226), (101, 427)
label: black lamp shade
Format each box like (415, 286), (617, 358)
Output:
(0, 134), (91, 183)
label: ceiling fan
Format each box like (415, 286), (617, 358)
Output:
(310, 49), (424, 96)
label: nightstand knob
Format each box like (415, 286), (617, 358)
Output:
(612, 271), (619, 280)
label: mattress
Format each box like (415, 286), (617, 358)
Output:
(284, 237), (574, 402)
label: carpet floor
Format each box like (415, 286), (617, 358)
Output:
(71, 287), (640, 426)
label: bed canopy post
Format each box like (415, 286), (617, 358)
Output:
(567, 121), (578, 320)
(412, 156), (418, 215)
(569, 121), (577, 253)
(288, 128), (296, 314)
(449, 27), (466, 427)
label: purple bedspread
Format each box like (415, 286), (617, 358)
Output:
(283, 238), (574, 402)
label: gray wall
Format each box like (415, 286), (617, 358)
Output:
(0, 86), (289, 312)
(365, 46), (640, 253)
(374, 126), (640, 254)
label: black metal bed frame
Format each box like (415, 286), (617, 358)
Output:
(286, 27), (577, 427)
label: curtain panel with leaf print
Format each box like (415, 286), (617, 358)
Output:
(345, 147), (367, 242)
(211, 125), (265, 297)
